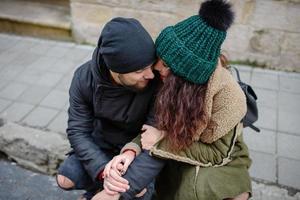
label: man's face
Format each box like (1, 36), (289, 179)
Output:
(118, 64), (155, 91)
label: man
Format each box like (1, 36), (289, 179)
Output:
(56, 17), (161, 200)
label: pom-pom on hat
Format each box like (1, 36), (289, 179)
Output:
(155, 0), (234, 84)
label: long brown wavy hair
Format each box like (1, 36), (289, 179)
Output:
(155, 54), (228, 151)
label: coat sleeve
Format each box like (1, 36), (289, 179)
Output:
(149, 124), (242, 167)
(67, 69), (109, 180)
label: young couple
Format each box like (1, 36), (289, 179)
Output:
(57, 0), (252, 200)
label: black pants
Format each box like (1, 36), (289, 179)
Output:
(58, 150), (164, 200)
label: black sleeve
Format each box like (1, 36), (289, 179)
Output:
(144, 96), (156, 126)
(67, 68), (110, 180)
(144, 77), (160, 127)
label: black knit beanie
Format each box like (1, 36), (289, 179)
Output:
(99, 17), (156, 74)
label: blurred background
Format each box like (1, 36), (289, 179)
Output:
(0, 0), (299, 199)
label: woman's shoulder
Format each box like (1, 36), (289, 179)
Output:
(207, 65), (239, 96)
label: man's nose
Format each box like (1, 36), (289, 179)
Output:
(144, 67), (154, 79)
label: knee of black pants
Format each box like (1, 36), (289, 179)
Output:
(57, 153), (98, 190)
(56, 174), (75, 191)
(121, 150), (165, 199)
(121, 181), (155, 200)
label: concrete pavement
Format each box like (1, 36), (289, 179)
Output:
(0, 159), (82, 200)
(0, 33), (299, 199)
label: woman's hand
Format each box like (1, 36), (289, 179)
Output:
(103, 151), (135, 177)
(141, 124), (164, 150)
(102, 151), (135, 194)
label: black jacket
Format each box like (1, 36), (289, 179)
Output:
(67, 44), (159, 180)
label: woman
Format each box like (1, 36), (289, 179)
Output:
(94, 0), (252, 199)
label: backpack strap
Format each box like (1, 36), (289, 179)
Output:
(230, 66), (261, 133)
(231, 66), (242, 82)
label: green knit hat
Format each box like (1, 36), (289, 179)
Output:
(155, 0), (234, 84)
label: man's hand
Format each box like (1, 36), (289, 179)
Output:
(141, 124), (164, 150)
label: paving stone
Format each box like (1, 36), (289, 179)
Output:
(279, 71), (300, 80)
(62, 46), (92, 63)
(27, 56), (59, 71)
(249, 151), (276, 182)
(15, 69), (45, 85)
(278, 111), (300, 135)
(0, 64), (26, 81)
(244, 128), (276, 154)
(54, 40), (76, 48)
(0, 102), (34, 122)
(0, 49), (22, 65)
(254, 68), (281, 75)
(28, 42), (55, 55)
(235, 65), (253, 72)
(295, 193), (300, 200)
(22, 106), (59, 128)
(260, 184), (291, 200)
(18, 85), (52, 105)
(37, 38), (59, 47)
(251, 181), (264, 200)
(0, 63), (5, 71)
(278, 133), (300, 160)
(0, 98), (12, 113)
(0, 42), (13, 52)
(47, 111), (68, 134)
(47, 57), (77, 74)
(9, 51), (38, 67)
(255, 105), (277, 130)
(0, 49), (6, 55)
(39, 90), (68, 109)
(55, 74), (73, 91)
(251, 69), (279, 90)
(45, 45), (72, 58)
(278, 92), (300, 113)
(36, 72), (64, 87)
(0, 83), (29, 100)
(8, 40), (38, 53)
(255, 88), (278, 108)
(0, 80), (8, 91)
(280, 76), (300, 94)
(278, 157), (300, 189)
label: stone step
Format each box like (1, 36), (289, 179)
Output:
(0, 0), (72, 41)
(0, 122), (70, 175)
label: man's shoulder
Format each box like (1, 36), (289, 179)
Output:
(74, 60), (93, 79)
(72, 61), (97, 89)
(71, 61), (95, 100)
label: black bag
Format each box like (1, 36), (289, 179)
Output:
(231, 66), (260, 132)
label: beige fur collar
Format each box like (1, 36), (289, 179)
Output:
(193, 63), (247, 143)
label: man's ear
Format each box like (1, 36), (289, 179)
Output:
(109, 70), (120, 85)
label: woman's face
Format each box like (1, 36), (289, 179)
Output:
(154, 58), (170, 81)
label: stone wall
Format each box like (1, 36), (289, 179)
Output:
(70, 0), (300, 71)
